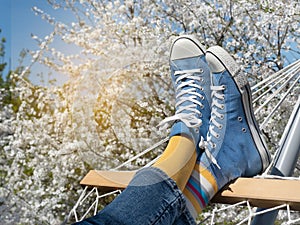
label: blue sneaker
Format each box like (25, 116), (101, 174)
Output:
(182, 46), (271, 220)
(200, 46), (271, 189)
(158, 35), (211, 154)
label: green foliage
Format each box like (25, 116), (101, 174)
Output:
(0, 31), (27, 113)
(0, 30), (7, 80)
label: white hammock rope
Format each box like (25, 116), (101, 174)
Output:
(68, 60), (300, 224)
(253, 60), (300, 113)
(68, 187), (122, 222)
(113, 136), (169, 170)
(254, 66), (300, 115)
(207, 201), (300, 225)
(67, 138), (169, 222)
(259, 76), (300, 129)
(251, 59), (300, 94)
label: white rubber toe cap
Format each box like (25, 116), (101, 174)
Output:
(205, 51), (226, 73)
(170, 36), (205, 61)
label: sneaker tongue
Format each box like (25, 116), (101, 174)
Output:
(171, 55), (202, 71)
(211, 72), (223, 86)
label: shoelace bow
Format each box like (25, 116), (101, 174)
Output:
(199, 84), (226, 169)
(158, 68), (204, 131)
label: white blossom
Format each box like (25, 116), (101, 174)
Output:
(1, 0), (299, 224)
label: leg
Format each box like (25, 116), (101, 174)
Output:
(154, 35), (211, 191)
(74, 167), (195, 225)
(152, 135), (197, 191)
(74, 36), (211, 225)
(183, 46), (271, 220)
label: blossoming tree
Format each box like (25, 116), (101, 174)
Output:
(1, 0), (299, 224)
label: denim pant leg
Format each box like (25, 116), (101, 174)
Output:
(73, 167), (196, 225)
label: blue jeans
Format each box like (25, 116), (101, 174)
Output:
(74, 167), (196, 225)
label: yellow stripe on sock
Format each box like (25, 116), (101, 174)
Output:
(153, 135), (196, 191)
(183, 163), (219, 220)
(194, 164), (218, 193)
(154, 135), (194, 163)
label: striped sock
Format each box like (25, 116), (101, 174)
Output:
(152, 135), (197, 191)
(183, 160), (218, 219)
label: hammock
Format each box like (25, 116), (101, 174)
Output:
(67, 59), (300, 224)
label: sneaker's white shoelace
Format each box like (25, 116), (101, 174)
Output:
(158, 68), (204, 130)
(200, 85), (226, 169)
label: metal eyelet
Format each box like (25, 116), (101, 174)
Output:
(216, 134), (220, 139)
(238, 117), (243, 122)
(218, 124), (223, 129)
(220, 114), (224, 120)
(242, 128), (247, 133)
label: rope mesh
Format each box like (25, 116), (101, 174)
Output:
(204, 201), (300, 225)
(67, 188), (300, 224)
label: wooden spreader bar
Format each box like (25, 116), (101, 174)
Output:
(212, 177), (300, 211)
(80, 170), (300, 211)
(80, 170), (135, 190)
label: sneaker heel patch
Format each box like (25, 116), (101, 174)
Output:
(234, 71), (248, 89)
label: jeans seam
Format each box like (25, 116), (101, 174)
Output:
(151, 189), (182, 225)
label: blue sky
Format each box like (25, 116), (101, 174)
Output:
(1, 1), (298, 85)
(0, 0), (74, 85)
